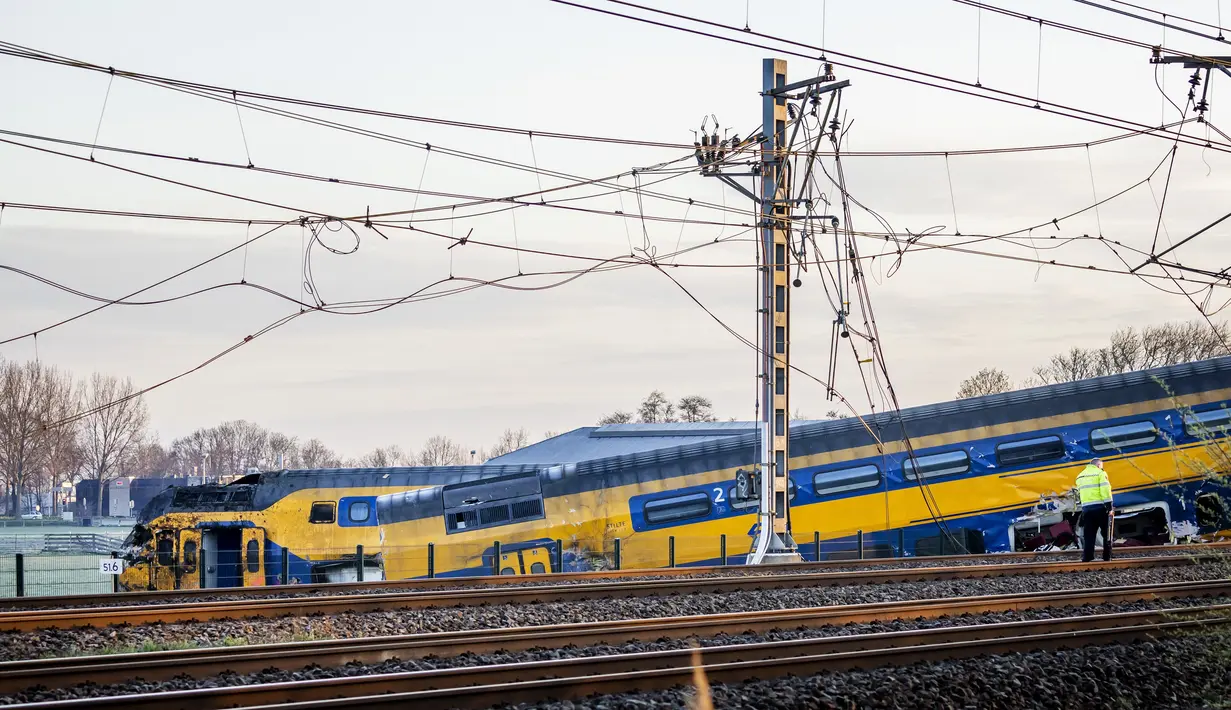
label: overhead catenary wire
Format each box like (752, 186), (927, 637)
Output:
(0, 40), (693, 150)
(551, 0), (1231, 157)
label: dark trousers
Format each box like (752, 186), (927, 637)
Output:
(1082, 506), (1112, 562)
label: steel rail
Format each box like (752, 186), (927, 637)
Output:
(0, 555), (1208, 632)
(4, 542), (1225, 611)
(9, 602), (1231, 709)
(1, 578), (1227, 694)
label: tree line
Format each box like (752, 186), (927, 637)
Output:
(956, 319), (1230, 398)
(0, 355), (549, 517)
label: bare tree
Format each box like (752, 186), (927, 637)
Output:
(418, 435), (464, 466)
(596, 410), (633, 425)
(358, 445), (413, 468)
(264, 432), (299, 470)
(956, 367), (1014, 398)
(0, 361), (74, 515)
(299, 438), (341, 469)
(229, 420), (269, 473)
(488, 427), (530, 458)
(1033, 319), (1230, 384)
(678, 395), (717, 423)
(637, 390), (676, 423)
(127, 437), (172, 478)
(541, 430), (560, 441)
(824, 409), (848, 420)
(169, 429), (210, 476)
(39, 412), (81, 516)
(78, 373), (148, 516)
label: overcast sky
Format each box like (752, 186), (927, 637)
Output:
(2, 0), (1231, 460)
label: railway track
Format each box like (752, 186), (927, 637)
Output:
(5, 582), (1230, 709)
(0, 555), (1211, 632)
(2, 542), (1224, 612)
(1, 577), (1227, 695)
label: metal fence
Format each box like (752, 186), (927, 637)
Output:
(0, 527), (963, 599)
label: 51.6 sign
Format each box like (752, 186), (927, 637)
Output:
(99, 558), (125, 575)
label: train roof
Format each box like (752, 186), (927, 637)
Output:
(489, 355), (1231, 467)
(486, 421), (761, 465)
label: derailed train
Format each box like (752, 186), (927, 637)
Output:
(118, 357), (1231, 590)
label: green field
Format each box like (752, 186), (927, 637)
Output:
(0, 553), (115, 598)
(0, 526), (130, 598)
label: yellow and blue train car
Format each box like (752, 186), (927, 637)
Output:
(121, 356), (1231, 588)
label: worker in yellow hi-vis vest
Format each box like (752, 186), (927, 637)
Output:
(1075, 458), (1114, 562)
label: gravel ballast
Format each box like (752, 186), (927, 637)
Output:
(4, 596), (1229, 704)
(505, 629), (1231, 710)
(0, 562), (1227, 662)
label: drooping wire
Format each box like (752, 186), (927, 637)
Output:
(944, 154), (961, 235)
(409, 145), (432, 228)
(976, 6), (983, 87)
(1034, 19), (1043, 108)
(1085, 145), (1104, 237)
(510, 208), (524, 274)
(232, 90), (254, 168)
(241, 221), (251, 283)
(528, 132), (546, 202)
(89, 69), (115, 161)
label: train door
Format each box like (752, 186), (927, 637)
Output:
(177, 529), (202, 590)
(201, 528), (243, 588)
(496, 542), (554, 575)
(242, 528), (266, 586)
(151, 530), (178, 590)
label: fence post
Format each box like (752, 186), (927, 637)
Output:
(897, 528), (906, 558)
(720, 534), (727, 566)
(668, 536), (676, 568)
(111, 552), (120, 594)
(613, 538), (621, 570)
(856, 530), (865, 560)
(813, 531), (821, 563)
(555, 538), (563, 573)
(14, 554), (23, 598)
(492, 541), (501, 575)
(199, 544), (207, 589)
(427, 543), (435, 579)
(280, 547), (290, 585)
(356, 545), (364, 582)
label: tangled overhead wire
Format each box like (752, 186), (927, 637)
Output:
(300, 216), (362, 308)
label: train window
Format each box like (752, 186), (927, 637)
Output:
(448, 510), (478, 531)
(480, 505), (511, 525)
(182, 540), (198, 572)
(348, 501), (371, 523)
(309, 501), (336, 524)
(246, 539), (259, 573)
(995, 436), (1065, 467)
(813, 464), (881, 496)
(531, 562), (546, 574)
(156, 533), (174, 566)
(511, 499), (543, 520)
(643, 492), (712, 524)
(443, 473), (545, 534)
(1184, 408), (1231, 437)
(1090, 421), (1157, 452)
(903, 450), (970, 481)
